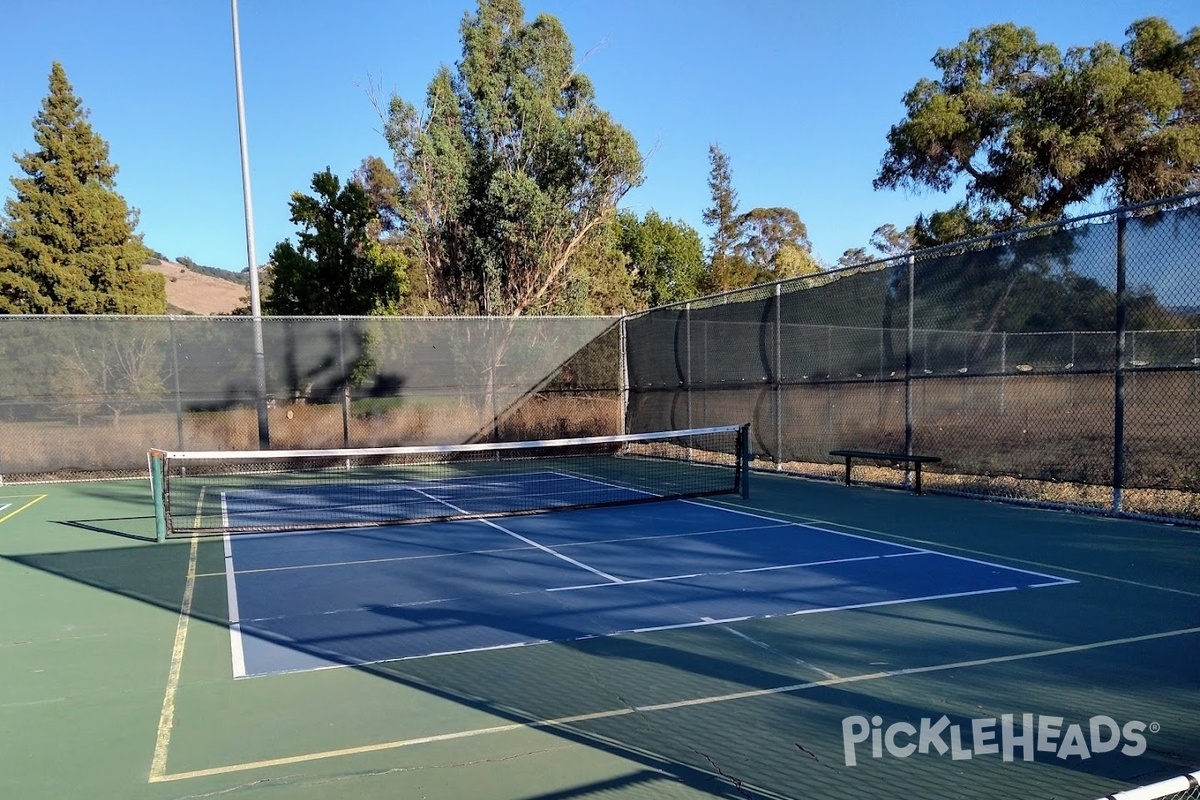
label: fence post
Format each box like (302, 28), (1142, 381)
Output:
(685, 302), (693, 432)
(618, 316), (629, 434)
(1192, 329), (1198, 400)
(168, 316), (184, 450)
(490, 316), (499, 443)
(336, 316), (350, 448)
(826, 322), (833, 378)
(1000, 332), (1007, 414)
(825, 327), (834, 453)
(904, 254), (916, 487)
(879, 324), (886, 419)
(702, 318), (709, 427)
(774, 283), (783, 469)
(1069, 331), (1078, 408)
(1113, 212), (1129, 513)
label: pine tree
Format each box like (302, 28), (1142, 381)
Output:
(0, 62), (163, 314)
(701, 144), (754, 293)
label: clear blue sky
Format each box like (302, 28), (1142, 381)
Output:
(1, 0), (1195, 273)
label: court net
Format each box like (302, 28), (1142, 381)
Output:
(149, 424), (750, 539)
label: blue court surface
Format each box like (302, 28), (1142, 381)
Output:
(220, 472), (1076, 679)
(215, 470), (658, 530)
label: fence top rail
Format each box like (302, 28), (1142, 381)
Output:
(0, 314), (622, 322)
(628, 190), (1200, 318)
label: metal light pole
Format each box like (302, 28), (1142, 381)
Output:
(231, 0), (270, 448)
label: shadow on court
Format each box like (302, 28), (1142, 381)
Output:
(6, 486), (1199, 800)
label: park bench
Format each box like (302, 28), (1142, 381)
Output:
(828, 449), (942, 495)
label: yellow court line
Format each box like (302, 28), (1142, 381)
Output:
(148, 487), (204, 782)
(148, 535), (199, 781)
(0, 494), (48, 524)
(149, 624), (1200, 783)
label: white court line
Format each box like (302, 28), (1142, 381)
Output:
(408, 487), (624, 584)
(233, 546), (1029, 626)
(528, 552), (908, 593)
(151, 624), (1200, 782)
(225, 471), (600, 509)
(683, 499), (1076, 585)
(735, 554), (883, 575)
(237, 580), (1064, 674)
(546, 469), (660, 497)
(218, 471), (665, 540)
(683, 499), (927, 552)
(226, 500), (1072, 626)
(788, 585), (1020, 615)
(713, 620), (841, 680)
(226, 486), (1076, 671)
(546, 572), (704, 591)
(208, 520), (796, 579)
(221, 493), (248, 678)
(904, 547), (1078, 585)
(703, 496), (1200, 597)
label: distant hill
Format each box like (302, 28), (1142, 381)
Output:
(143, 257), (247, 315)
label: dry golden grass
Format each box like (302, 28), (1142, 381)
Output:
(143, 260), (246, 315)
(764, 457), (1200, 522)
(0, 394), (621, 479)
(3, 380), (1195, 524)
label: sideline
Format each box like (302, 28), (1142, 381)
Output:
(149, 624), (1200, 783)
(0, 494), (48, 524)
(148, 488), (205, 780)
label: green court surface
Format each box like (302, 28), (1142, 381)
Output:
(1, 474), (1197, 800)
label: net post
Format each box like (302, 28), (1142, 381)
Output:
(148, 449), (168, 543)
(738, 423), (751, 500)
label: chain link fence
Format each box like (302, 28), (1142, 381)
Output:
(0, 315), (621, 481)
(4, 195), (1199, 523)
(625, 194), (1200, 523)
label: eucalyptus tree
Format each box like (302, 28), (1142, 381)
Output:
(384, 0), (644, 316)
(876, 18), (1200, 242)
(617, 210), (705, 308)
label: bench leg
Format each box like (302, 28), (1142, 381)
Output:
(914, 463), (922, 495)
(843, 456), (852, 486)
